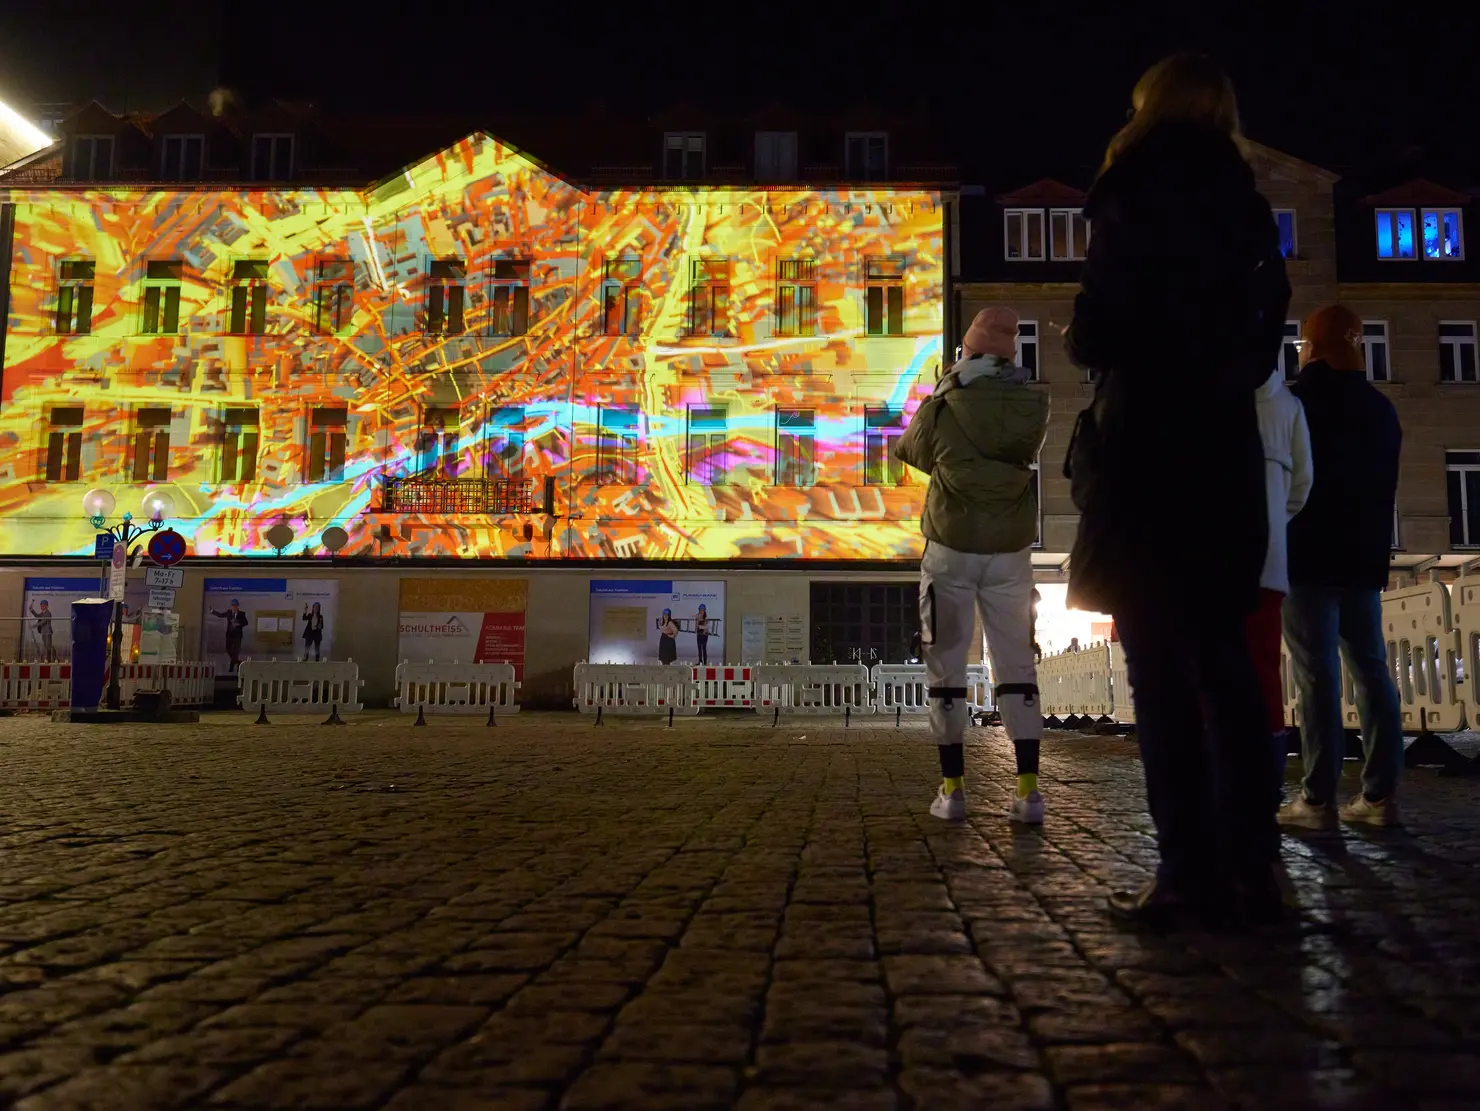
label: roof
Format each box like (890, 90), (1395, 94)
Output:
(1361, 178), (1472, 208)
(995, 179), (1088, 206)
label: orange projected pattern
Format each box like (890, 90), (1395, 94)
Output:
(0, 133), (944, 559)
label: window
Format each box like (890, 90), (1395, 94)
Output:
(1376, 209), (1416, 260)
(664, 132), (705, 179)
(864, 408), (905, 486)
(1362, 320), (1390, 382)
(809, 582), (919, 667)
(1423, 208), (1464, 260)
(141, 260), (183, 335)
(490, 259), (530, 336)
(1016, 320), (1039, 380)
(776, 409), (816, 487)
(776, 259), (818, 337)
(602, 257), (643, 335)
(306, 407), (347, 482)
(1031, 458), (1043, 548)
(687, 259), (729, 337)
(1274, 210), (1298, 259)
(132, 407), (171, 482)
(251, 133), (294, 180)
(160, 135), (203, 181)
(45, 407), (84, 482)
(228, 260), (269, 334)
(845, 132), (888, 180)
(755, 130), (798, 181)
(1440, 322), (1478, 383)
(220, 408), (259, 483)
(1393, 505), (1402, 551)
(417, 407), (460, 476)
(424, 259), (466, 335)
(1049, 209), (1089, 261)
(313, 259), (354, 334)
(598, 408), (641, 485)
(1278, 321), (1302, 380)
(485, 408), (525, 481)
(69, 135), (113, 181)
(1447, 451), (1480, 548)
(865, 258), (905, 336)
(687, 407), (728, 486)
(1004, 209), (1046, 261)
(55, 260), (95, 335)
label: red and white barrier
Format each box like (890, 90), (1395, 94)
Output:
(691, 665), (754, 708)
(0, 663), (73, 709)
(110, 662), (217, 708)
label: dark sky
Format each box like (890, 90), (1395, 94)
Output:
(3, 1), (1478, 178)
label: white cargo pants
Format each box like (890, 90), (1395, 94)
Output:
(919, 542), (1042, 746)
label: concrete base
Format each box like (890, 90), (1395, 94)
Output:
(51, 708), (202, 724)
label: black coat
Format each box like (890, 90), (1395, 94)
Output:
(1064, 123), (1291, 617)
(1288, 361), (1401, 590)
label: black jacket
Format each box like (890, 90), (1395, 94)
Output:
(1288, 361), (1401, 590)
(1064, 123), (1291, 617)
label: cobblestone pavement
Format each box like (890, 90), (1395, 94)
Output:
(1, 711), (1478, 1110)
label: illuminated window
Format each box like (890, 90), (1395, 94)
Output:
(1440, 322), (1478, 383)
(776, 259), (818, 337)
(306, 406), (347, 483)
(602, 257), (643, 335)
(1273, 210), (1298, 259)
(1447, 451), (1480, 547)
(598, 408), (641, 486)
(490, 259), (531, 337)
(864, 408), (906, 486)
(845, 132), (888, 180)
(1375, 209), (1416, 259)
(1362, 320), (1390, 382)
(141, 260), (183, 335)
(314, 259), (354, 334)
(45, 407), (84, 482)
(418, 407), (460, 476)
(687, 407), (728, 486)
(1423, 208), (1464, 260)
(1016, 320), (1039, 380)
(664, 132), (705, 179)
(865, 257), (905, 336)
(485, 408), (525, 482)
(55, 260), (95, 335)
(132, 407), (171, 482)
(1004, 209), (1045, 261)
(69, 135), (113, 181)
(755, 131), (798, 181)
(425, 259), (466, 335)
(1049, 209), (1089, 261)
(1278, 320), (1302, 380)
(160, 135), (203, 180)
(250, 133), (294, 180)
(228, 260), (269, 334)
(220, 408), (259, 484)
(776, 409), (816, 487)
(688, 259), (730, 337)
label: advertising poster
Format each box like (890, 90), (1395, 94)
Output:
(397, 579), (527, 679)
(200, 578), (339, 672)
(588, 580), (725, 666)
(19, 576), (148, 662)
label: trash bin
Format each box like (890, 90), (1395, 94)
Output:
(70, 598), (115, 711)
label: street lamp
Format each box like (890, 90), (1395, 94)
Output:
(82, 487), (173, 711)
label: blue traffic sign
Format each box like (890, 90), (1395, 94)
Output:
(147, 529), (187, 568)
(93, 533), (115, 561)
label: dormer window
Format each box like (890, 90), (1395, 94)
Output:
(1273, 210), (1298, 259)
(1422, 208), (1464, 260)
(1049, 209), (1089, 261)
(1375, 209), (1416, 260)
(160, 135), (203, 181)
(845, 132), (888, 180)
(664, 132), (705, 179)
(69, 135), (113, 181)
(1004, 209), (1046, 261)
(250, 133), (294, 181)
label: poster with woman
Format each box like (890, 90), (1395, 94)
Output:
(200, 579), (338, 671)
(588, 581), (725, 666)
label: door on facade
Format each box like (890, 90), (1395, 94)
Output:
(810, 583), (919, 667)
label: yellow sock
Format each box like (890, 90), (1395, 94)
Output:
(943, 776), (964, 795)
(1016, 774), (1038, 798)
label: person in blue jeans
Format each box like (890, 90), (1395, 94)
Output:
(1280, 304), (1405, 828)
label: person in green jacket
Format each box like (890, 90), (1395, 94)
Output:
(894, 307), (1050, 824)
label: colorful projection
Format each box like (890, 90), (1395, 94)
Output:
(0, 133), (944, 560)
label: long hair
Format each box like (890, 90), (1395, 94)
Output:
(1102, 53), (1246, 172)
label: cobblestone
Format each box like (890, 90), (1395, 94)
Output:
(0, 710), (1477, 1108)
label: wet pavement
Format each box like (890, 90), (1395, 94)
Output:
(0, 710), (1477, 1109)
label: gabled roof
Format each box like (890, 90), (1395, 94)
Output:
(996, 178), (1088, 206)
(1361, 178), (1472, 207)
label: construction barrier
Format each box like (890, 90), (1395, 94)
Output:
(1452, 578), (1480, 733)
(238, 659), (365, 715)
(111, 662), (217, 708)
(752, 663), (873, 715)
(393, 660), (520, 716)
(691, 666), (754, 708)
(966, 663), (992, 715)
(1038, 643), (1113, 719)
(872, 663), (928, 715)
(1382, 582), (1464, 733)
(0, 662), (72, 710)
(1107, 643), (1136, 725)
(573, 663), (700, 715)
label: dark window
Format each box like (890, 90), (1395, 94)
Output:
(602, 257), (643, 335)
(809, 582), (919, 666)
(45, 407), (84, 482)
(1362, 321), (1390, 382)
(132, 407), (171, 482)
(55, 260), (95, 334)
(598, 408), (641, 485)
(845, 132), (887, 180)
(306, 406), (347, 483)
(426, 259), (465, 334)
(491, 259), (530, 336)
(664, 132), (705, 179)
(755, 131), (798, 180)
(485, 408), (525, 481)
(865, 257), (905, 336)
(221, 407), (259, 483)
(776, 259), (817, 336)
(1004, 209), (1045, 261)
(141, 260), (183, 334)
(687, 407), (728, 486)
(229, 260), (269, 334)
(1448, 451), (1480, 548)
(1278, 320), (1301, 380)
(69, 135), (113, 180)
(1439, 322), (1478, 383)
(418, 407), (461, 476)
(864, 408), (905, 486)
(1050, 209), (1089, 261)
(776, 409), (816, 487)
(160, 135), (203, 180)
(1016, 320), (1039, 379)
(251, 133), (294, 180)
(314, 258), (354, 334)
(688, 259), (730, 337)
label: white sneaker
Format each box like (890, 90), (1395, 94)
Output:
(1339, 793), (1400, 827)
(1277, 796), (1338, 829)
(930, 785), (966, 820)
(1009, 791), (1045, 825)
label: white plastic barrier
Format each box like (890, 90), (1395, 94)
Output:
(691, 666), (755, 708)
(1452, 578), (1480, 733)
(0, 662), (71, 709)
(872, 663), (928, 715)
(573, 663), (699, 715)
(238, 659), (364, 714)
(1107, 642), (1136, 725)
(1038, 644), (1112, 718)
(1382, 582), (1464, 733)
(752, 663), (872, 715)
(966, 663), (992, 715)
(394, 660), (520, 715)
(113, 662), (216, 707)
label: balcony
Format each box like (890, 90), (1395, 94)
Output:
(381, 475), (534, 515)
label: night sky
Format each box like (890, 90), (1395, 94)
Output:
(2, 1), (1478, 179)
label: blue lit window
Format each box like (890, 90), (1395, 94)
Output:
(1422, 208), (1464, 260)
(1376, 209), (1416, 259)
(1273, 210), (1297, 259)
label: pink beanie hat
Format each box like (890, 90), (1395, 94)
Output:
(961, 307), (1020, 359)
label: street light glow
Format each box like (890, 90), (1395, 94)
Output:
(0, 97), (53, 157)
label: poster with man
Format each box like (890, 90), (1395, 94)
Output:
(587, 580), (725, 666)
(20, 576), (148, 662)
(200, 579), (338, 672)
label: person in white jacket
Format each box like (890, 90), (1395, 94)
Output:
(1249, 368), (1313, 733)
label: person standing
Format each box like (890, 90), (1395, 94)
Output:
(1279, 305), (1404, 828)
(211, 599), (249, 673)
(694, 604), (710, 665)
(894, 306), (1049, 824)
(301, 602), (325, 662)
(656, 609), (679, 665)
(1063, 53), (1291, 926)
(30, 600), (55, 662)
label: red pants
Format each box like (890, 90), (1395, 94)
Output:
(1245, 588), (1287, 733)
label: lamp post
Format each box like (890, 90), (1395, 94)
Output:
(82, 488), (173, 711)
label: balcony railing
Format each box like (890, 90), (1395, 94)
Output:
(381, 475), (534, 515)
